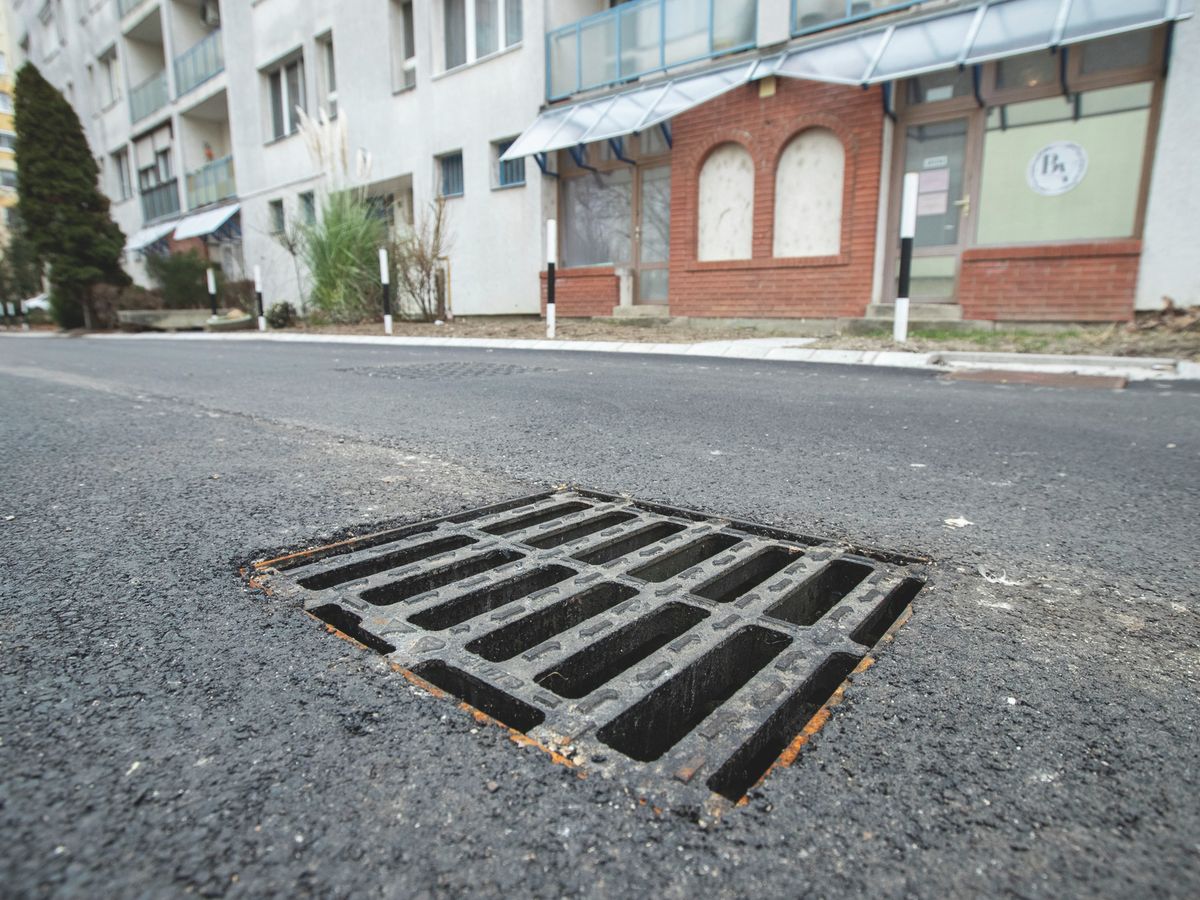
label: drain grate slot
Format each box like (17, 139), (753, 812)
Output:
(765, 558), (874, 627)
(361, 549), (524, 606)
(535, 603), (709, 699)
(573, 521), (686, 565)
(597, 626), (792, 762)
(481, 502), (591, 536)
(409, 565), (578, 631)
(309, 604), (396, 655)
(852, 577), (924, 647)
(706, 652), (861, 801)
(409, 661), (545, 733)
(522, 511), (638, 550)
(269, 489), (929, 806)
(629, 533), (742, 583)
(693, 546), (800, 603)
(466, 582), (638, 662)
(297, 535), (478, 590)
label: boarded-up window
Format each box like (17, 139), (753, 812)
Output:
(697, 143), (754, 261)
(773, 129), (844, 258)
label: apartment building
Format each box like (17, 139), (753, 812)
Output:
(8, 1), (1198, 322)
(0, 0), (17, 244)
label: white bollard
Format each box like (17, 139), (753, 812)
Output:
(380, 247), (393, 335)
(253, 265), (266, 332)
(894, 172), (920, 344)
(546, 219), (557, 339)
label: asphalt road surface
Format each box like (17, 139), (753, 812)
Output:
(1, 335), (1197, 898)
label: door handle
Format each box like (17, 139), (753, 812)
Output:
(953, 196), (970, 216)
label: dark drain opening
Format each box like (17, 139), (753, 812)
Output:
(535, 603), (709, 699)
(297, 535), (478, 590)
(360, 549), (524, 606)
(693, 546), (800, 603)
(765, 558), (874, 626)
(628, 533), (742, 582)
(573, 521), (686, 565)
(706, 652), (861, 801)
(409, 661), (545, 733)
(852, 577), (924, 647)
(310, 604), (396, 655)
(523, 511), (638, 549)
(466, 582), (638, 662)
(409, 565), (577, 631)
(597, 625), (792, 762)
(481, 502), (591, 535)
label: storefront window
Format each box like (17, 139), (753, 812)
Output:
(906, 69), (973, 105)
(1079, 30), (1154, 75)
(562, 170), (633, 268)
(995, 51), (1058, 90)
(976, 83), (1152, 244)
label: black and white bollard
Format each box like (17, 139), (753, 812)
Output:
(207, 267), (219, 319)
(894, 172), (919, 344)
(379, 247), (392, 335)
(254, 265), (266, 332)
(546, 219), (557, 340)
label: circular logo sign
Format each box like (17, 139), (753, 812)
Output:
(1027, 142), (1088, 196)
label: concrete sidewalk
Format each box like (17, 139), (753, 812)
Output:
(4, 329), (1196, 381)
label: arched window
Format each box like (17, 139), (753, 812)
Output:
(773, 128), (844, 257)
(697, 143), (754, 261)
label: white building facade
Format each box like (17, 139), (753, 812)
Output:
(10, 1), (1200, 321)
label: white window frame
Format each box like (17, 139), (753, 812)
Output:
(392, 0), (417, 92)
(0, 131), (17, 153)
(0, 92), (12, 114)
(269, 198), (286, 234)
(443, 0), (522, 73)
(98, 46), (120, 109)
(113, 148), (133, 201)
(317, 34), (337, 118)
(265, 54), (306, 142)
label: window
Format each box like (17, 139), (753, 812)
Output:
(112, 148), (132, 201)
(0, 92), (12, 114)
(391, 0), (417, 91)
(0, 170), (17, 190)
(561, 169), (632, 267)
(366, 193), (396, 227)
(697, 144), (753, 261)
(269, 199), (286, 234)
(443, 0), (521, 71)
(493, 139), (524, 188)
(97, 46), (119, 108)
(976, 83), (1153, 245)
(317, 35), (337, 117)
(995, 52), (1058, 91)
(906, 69), (972, 105)
(155, 148), (172, 181)
(0, 132), (15, 153)
(438, 151), (464, 197)
(774, 129), (844, 258)
(300, 191), (316, 225)
(267, 56), (306, 141)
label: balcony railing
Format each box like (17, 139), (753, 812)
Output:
(141, 178), (180, 223)
(129, 70), (168, 124)
(793, 1), (923, 36)
(174, 30), (224, 97)
(546, 0), (757, 100)
(117, 0), (151, 18)
(185, 155), (236, 210)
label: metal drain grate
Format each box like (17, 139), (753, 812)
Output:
(256, 489), (929, 808)
(338, 362), (561, 380)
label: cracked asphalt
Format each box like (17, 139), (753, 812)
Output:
(1, 334), (1197, 898)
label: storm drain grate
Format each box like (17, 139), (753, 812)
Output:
(338, 362), (562, 380)
(256, 488), (930, 808)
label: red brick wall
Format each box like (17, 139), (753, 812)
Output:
(668, 79), (884, 319)
(539, 267), (619, 317)
(959, 241), (1141, 322)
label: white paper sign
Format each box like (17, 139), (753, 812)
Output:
(1028, 142), (1088, 196)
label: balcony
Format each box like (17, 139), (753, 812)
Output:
(130, 70), (169, 124)
(118, 0), (151, 18)
(174, 30), (224, 97)
(185, 155), (236, 210)
(793, 1), (923, 36)
(546, 0), (757, 100)
(141, 178), (180, 223)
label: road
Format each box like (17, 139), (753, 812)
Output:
(1, 335), (1197, 898)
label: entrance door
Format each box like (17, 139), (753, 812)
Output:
(635, 165), (671, 304)
(894, 116), (977, 302)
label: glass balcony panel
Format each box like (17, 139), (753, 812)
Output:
(663, 0), (709, 66)
(620, 3), (661, 80)
(185, 156), (236, 210)
(174, 31), (225, 97)
(130, 70), (169, 124)
(141, 178), (180, 223)
(713, 0), (756, 52)
(549, 27), (579, 99)
(579, 16), (617, 91)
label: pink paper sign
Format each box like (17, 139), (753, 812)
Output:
(919, 168), (950, 193)
(917, 191), (949, 216)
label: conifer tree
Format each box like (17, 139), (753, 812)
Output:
(14, 63), (128, 328)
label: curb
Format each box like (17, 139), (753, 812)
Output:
(3, 329), (1195, 381)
